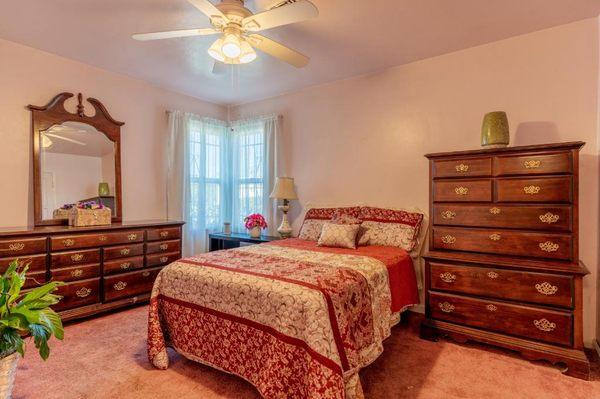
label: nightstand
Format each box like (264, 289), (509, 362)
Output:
(208, 232), (282, 252)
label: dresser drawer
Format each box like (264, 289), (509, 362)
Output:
(433, 158), (492, 178)
(103, 243), (144, 260)
(53, 278), (100, 312)
(429, 262), (573, 308)
(104, 256), (145, 275)
(0, 253), (47, 272)
(433, 180), (492, 202)
(51, 249), (101, 268)
(51, 230), (144, 251)
(146, 252), (180, 267)
(103, 266), (163, 302)
(24, 271), (47, 289)
(495, 176), (572, 203)
(432, 227), (572, 260)
(494, 152), (572, 176)
(147, 227), (180, 241)
(0, 237), (46, 256)
(50, 263), (100, 283)
(432, 204), (572, 231)
(146, 240), (181, 255)
(429, 292), (572, 346)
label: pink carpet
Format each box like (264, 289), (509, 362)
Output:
(13, 306), (599, 399)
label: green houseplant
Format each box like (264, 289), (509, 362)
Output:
(0, 259), (64, 398)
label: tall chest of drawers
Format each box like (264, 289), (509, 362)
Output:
(421, 142), (590, 380)
(0, 220), (183, 322)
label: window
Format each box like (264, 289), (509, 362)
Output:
(235, 127), (265, 223)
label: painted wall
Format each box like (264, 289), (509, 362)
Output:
(0, 38), (226, 226)
(231, 19), (600, 346)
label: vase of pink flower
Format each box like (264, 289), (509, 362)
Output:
(244, 213), (267, 238)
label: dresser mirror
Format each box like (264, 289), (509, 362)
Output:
(29, 93), (124, 226)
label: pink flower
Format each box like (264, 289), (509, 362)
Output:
(244, 213), (268, 230)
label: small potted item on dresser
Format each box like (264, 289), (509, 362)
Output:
(68, 201), (112, 227)
(244, 213), (267, 238)
(0, 259), (64, 399)
(53, 203), (75, 220)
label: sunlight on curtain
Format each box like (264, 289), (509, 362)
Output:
(168, 112), (280, 255)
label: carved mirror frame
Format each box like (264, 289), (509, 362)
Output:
(28, 92), (124, 226)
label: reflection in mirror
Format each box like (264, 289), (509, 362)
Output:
(39, 122), (117, 221)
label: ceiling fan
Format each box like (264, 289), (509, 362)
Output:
(41, 126), (88, 148)
(132, 0), (318, 68)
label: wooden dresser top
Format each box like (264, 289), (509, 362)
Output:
(0, 220), (184, 238)
(425, 141), (585, 159)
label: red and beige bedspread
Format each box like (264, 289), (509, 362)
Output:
(148, 238), (419, 399)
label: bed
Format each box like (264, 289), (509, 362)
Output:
(148, 206), (424, 399)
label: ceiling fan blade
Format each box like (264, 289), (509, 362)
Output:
(133, 28), (219, 41)
(44, 133), (87, 146)
(212, 61), (228, 75)
(247, 34), (309, 68)
(242, 0), (318, 32)
(187, 0), (229, 27)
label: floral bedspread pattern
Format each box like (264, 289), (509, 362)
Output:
(148, 240), (418, 399)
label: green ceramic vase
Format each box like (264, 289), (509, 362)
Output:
(481, 111), (509, 148)
(98, 182), (110, 196)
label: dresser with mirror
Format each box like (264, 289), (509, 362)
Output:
(0, 92), (183, 321)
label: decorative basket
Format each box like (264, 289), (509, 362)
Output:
(68, 207), (112, 227)
(0, 352), (20, 399)
(52, 208), (70, 220)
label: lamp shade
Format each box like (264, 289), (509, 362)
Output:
(270, 177), (298, 200)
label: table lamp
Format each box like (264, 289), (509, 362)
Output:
(269, 177), (298, 238)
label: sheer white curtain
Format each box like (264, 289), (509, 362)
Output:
(167, 111), (229, 256)
(167, 112), (280, 255)
(230, 115), (281, 236)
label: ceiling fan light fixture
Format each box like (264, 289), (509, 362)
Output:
(208, 38), (226, 62)
(238, 40), (257, 64)
(221, 33), (242, 58)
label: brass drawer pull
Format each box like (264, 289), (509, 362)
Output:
(71, 269), (83, 278)
(120, 262), (131, 270)
(159, 256), (169, 263)
(489, 207), (501, 215)
(160, 231), (169, 238)
(539, 212), (559, 224)
(489, 233), (501, 241)
(524, 185), (541, 195)
(524, 160), (541, 169)
(539, 241), (559, 253)
(441, 210), (456, 219)
(439, 302), (455, 313)
(439, 272), (456, 283)
(455, 163), (469, 172)
(99, 235), (108, 242)
(120, 248), (131, 256)
(127, 233), (138, 241)
(454, 187), (468, 195)
(535, 282), (558, 296)
(486, 304), (497, 312)
(62, 239), (75, 247)
(113, 281), (127, 291)
(71, 254), (84, 262)
(8, 243), (25, 251)
(76, 287), (92, 298)
(533, 318), (556, 332)
(159, 243), (169, 251)
(142, 271), (150, 277)
(487, 271), (499, 279)
(441, 235), (456, 244)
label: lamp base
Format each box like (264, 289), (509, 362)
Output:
(277, 204), (293, 238)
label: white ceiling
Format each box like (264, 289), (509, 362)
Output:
(1, 0), (600, 105)
(43, 122), (115, 157)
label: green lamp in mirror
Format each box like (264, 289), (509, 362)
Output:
(481, 111), (509, 148)
(98, 182), (110, 197)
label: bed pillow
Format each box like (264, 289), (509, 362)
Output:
(358, 206), (424, 251)
(317, 222), (360, 249)
(299, 206), (361, 241)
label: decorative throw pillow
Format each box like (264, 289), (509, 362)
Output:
(358, 206), (424, 251)
(299, 206), (361, 241)
(317, 222), (360, 249)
